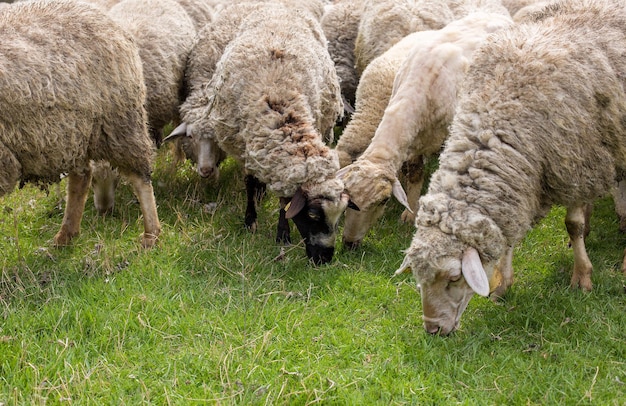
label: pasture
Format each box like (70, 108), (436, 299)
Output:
(0, 149), (625, 404)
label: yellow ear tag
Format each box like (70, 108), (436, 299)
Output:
(284, 201), (291, 212)
(489, 267), (503, 293)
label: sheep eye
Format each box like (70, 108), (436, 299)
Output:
(308, 209), (321, 221)
(449, 273), (461, 283)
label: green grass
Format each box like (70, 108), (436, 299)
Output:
(1, 150), (625, 405)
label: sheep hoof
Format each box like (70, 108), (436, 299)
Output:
(570, 274), (593, 292)
(400, 210), (415, 224)
(141, 233), (159, 249)
(245, 220), (257, 233)
(53, 230), (75, 247)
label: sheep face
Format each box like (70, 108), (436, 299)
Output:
(396, 227), (495, 335)
(286, 187), (350, 265)
(338, 162), (411, 247)
(163, 122), (225, 181)
(342, 204), (386, 249)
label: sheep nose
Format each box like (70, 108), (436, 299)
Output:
(424, 322), (441, 335)
(198, 166), (213, 178)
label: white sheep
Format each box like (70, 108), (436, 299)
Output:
(395, 0), (626, 335)
(338, 12), (513, 248)
(176, 1), (350, 264)
(0, 0), (160, 248)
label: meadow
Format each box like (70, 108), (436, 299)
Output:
(0, 149), (625, 404)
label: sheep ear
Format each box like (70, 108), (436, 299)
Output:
(336, 165), (350, 180)
(392, 179), (412, 213)
(394, 255), (412, 276)
(285, 188), (307, 219)
(461, 247), (490, 297)
(163, 122), (188, 143)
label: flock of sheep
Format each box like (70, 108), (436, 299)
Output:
(1, 0), (625, 335)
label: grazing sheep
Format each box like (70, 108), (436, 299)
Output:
(0, 0), (160, 248)
(321, 0), (366, 113)
(338, 12), (513, 248)
(162, 2), (263, 181)
(176, 1), (349, 264)
(395, 0), (626, 335)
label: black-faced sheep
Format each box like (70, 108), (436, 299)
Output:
(395, 0), (626, 335)
(0, 0), (160, 248)
(338, 12), (513, 248)
(175, 1), (349, 264)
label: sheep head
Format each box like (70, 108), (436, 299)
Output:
(337, 160), (410, 247)
(396, 226), (497, 335)
(163, 122), (226, 181)
(285, 178), (350, 265)
(395, 193), (506, 335)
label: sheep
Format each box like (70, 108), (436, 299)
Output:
(0, 0), (160, 248)
(163, 2), (266, 181)
(321, 0), (367, 113)
(176, 1), (350, 264)
(338, 12), (513, 249)
(353, 0), (510, 77)
(394, 0), (626, 335)
(164, 0), (323, 181)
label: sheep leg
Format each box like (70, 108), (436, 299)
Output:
(126, 172), (161, 248)
(244, 174), (260, 233)
(276, 197), (291, 244)
(399, 157), (425, 224)
(54, 170), (92, 246)
(566, 205), (593, 291)
(490, 246), (515, 300)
